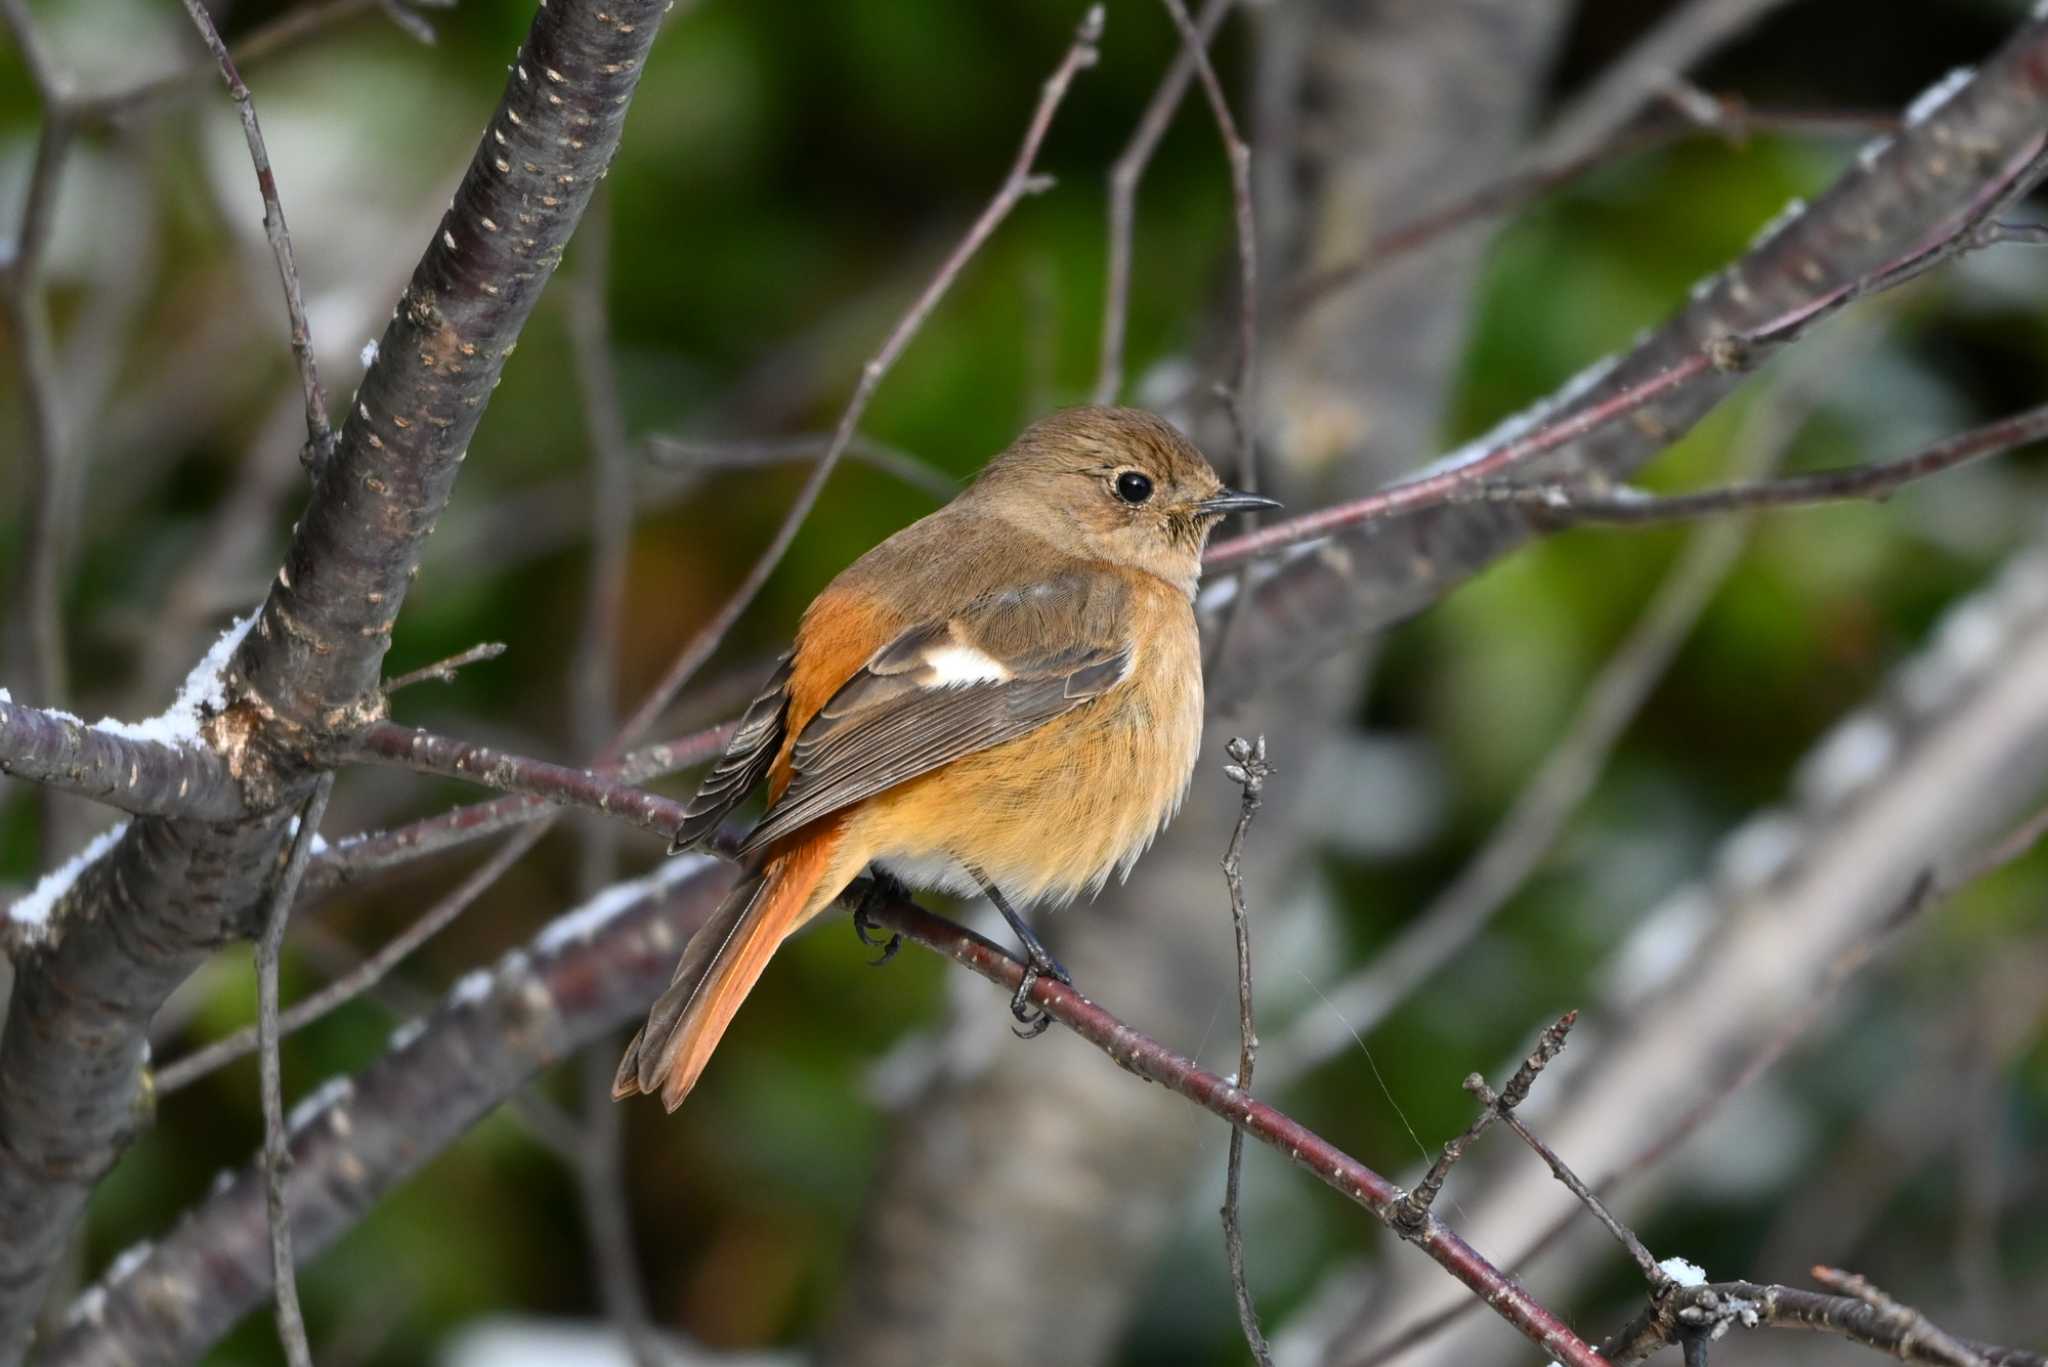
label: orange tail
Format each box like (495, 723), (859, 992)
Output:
(613, 828), (842, 1111)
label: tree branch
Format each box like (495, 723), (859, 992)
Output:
(303, 723), (732, 892)
(0, 1), (676, 1353)
(1486, 396), (2048, 526)
(858, 897), (1609, 1367)
(348, 721), (689, 842)
(0, 700), (246, 823)
(1599, 1272), (2043, 1367)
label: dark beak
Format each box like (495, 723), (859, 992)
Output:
(1196, 488), (1283, 516)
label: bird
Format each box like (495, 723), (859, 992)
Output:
(613, 405), (1278, 1111)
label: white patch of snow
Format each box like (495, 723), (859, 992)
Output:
(1714, 812), (1802, 894)
(534, 855), (718, 957)
(1660, 1256), (1708, 1287)
(388, 1017), (428, 1052)
(6, 822), (129, 941)
(448, 967), (496, 1007)
(360, 337), (379, 368)
(105, 1240), (153, 1285)
(1904, 66), (1974, 127)
(63, 1286), (107, 1329)
(1748, 197), (1806, 252)
(286, 1076), (355, 1135)
(93, 612), (256, 747)
(1604, 886), (1714, 1004)
(1796, 712), (1896, 808)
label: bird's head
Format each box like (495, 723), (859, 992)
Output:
(969, 405), (1278, 595)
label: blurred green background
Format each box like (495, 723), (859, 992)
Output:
(3, 0), (2046, 1362)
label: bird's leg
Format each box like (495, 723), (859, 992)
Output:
(845, 867), (910, 966)
(969, 867), (1069, 1039)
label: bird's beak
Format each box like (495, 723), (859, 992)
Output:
(1195, 488), (1283, 516)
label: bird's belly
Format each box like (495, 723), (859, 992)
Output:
(853, 662), (1203, 907)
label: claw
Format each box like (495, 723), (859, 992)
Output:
(845, 872), (909, 967)
(1010, 965), (1052, 1038)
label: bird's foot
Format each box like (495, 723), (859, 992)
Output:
(846, 870), (910, 967)
(977, 876), (1069, 1039)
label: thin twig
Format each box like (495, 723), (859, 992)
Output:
(1095, 0), (1234, 404)
(1485, 398), (2048, 526)
(176, 0), (335, 470)
(1540, 0), (1801, 164)
(1, 0), (77, 714)
(158, 829), (543, 1095)
(73, 0), (437, 122)
(611, 5), (1106, 748)
(1479, 1073), (1666, 1288)
(304, 723), (733, 890)
(646, 432), (958, 501)
(1156, 0), (1266, 679)
(381, 642), (507, 694)
(258, 774), (335, 1367)
(348, 722), (688, 839)
(1218, 736), (1273, 1367)
(564, 186), (662, 1367)
(1281, 106), (1895, 317)
(1396, 1012), (1579, 1230)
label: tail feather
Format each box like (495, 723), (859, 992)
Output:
(613, 832), (839, 1111)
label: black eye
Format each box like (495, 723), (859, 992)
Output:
(1114, 471), (1154, 505)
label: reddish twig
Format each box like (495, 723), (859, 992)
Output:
(348, 722), (689, 840)
(861, 895), (1608, 1367)
(1486, 398), (2048, 526)
(303, 723), (733, 890)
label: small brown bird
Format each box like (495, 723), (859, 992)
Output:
(614, 405), (1277, 1110)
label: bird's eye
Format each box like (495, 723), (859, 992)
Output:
(1114, 471), (1154, 505)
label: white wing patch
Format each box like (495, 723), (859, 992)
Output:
(922, 643), (1014, 687)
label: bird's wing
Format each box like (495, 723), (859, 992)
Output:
(668, 651), (795, 853)
(737, 574), (1134, 856)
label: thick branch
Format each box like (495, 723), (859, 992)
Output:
(228, 0), (671, 736)
(0, 2), (674, 1354)
(33, 858), (738, 1367)
(0, 700), (245, 822)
